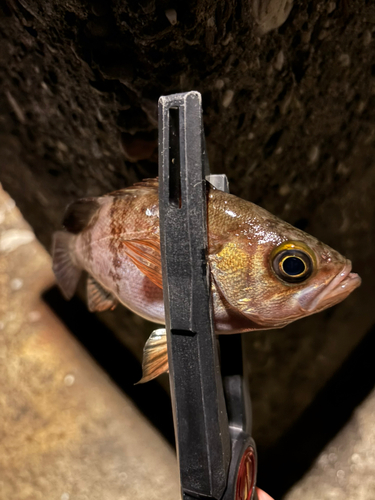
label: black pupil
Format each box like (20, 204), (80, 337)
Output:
(282, 256), (305, 276)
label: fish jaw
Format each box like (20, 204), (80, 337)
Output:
(299, 260), (361, 314)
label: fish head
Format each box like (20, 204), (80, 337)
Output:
(210, 203), (361, 330)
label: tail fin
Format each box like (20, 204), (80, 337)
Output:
(52, 231), (81, 299)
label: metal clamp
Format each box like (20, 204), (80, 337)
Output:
(158, 91), (257, 500)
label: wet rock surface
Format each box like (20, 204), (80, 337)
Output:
(0, 0), (375, 497)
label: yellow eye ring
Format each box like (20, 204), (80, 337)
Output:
(271, 241), (315, 283)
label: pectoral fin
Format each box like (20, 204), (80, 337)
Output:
(124, 239), (163, 289)
(136, 328), (168, 384)
(87, 275), (118, 312)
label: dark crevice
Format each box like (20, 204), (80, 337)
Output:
(0, 0), (12, 16)
(263, 129), (283, 159)
(258, 324), (375, 499)
(24, 25), (37, 37)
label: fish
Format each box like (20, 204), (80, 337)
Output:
(52, 178), (361, 383)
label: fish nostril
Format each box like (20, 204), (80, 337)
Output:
(320, 252), (332, 263)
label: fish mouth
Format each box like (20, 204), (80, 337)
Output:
(305, 261), (361, 313)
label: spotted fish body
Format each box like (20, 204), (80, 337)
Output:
(73, 180), (164, 323)
(52, 179), (361, 382)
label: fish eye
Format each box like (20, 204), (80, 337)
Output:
(271, 241), (314, 283)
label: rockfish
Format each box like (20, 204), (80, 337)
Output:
(52, 179), (361, 382)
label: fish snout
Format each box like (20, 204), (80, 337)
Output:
(304, 260), (361, 313)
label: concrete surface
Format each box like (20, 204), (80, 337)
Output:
(285, 387), (375, 500)
(0, 185), (179, 500)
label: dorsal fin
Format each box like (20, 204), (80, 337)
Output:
(132, 178), (159, 189)
(87, 275), (118, 312)
(108, 178), (159, 197)
(63, 198), (100, 234)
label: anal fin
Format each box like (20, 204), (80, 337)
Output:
(87, 275), (118, 312)
(136, 329), (168, 384)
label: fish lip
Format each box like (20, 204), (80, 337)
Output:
(304, 261), (361, 313)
